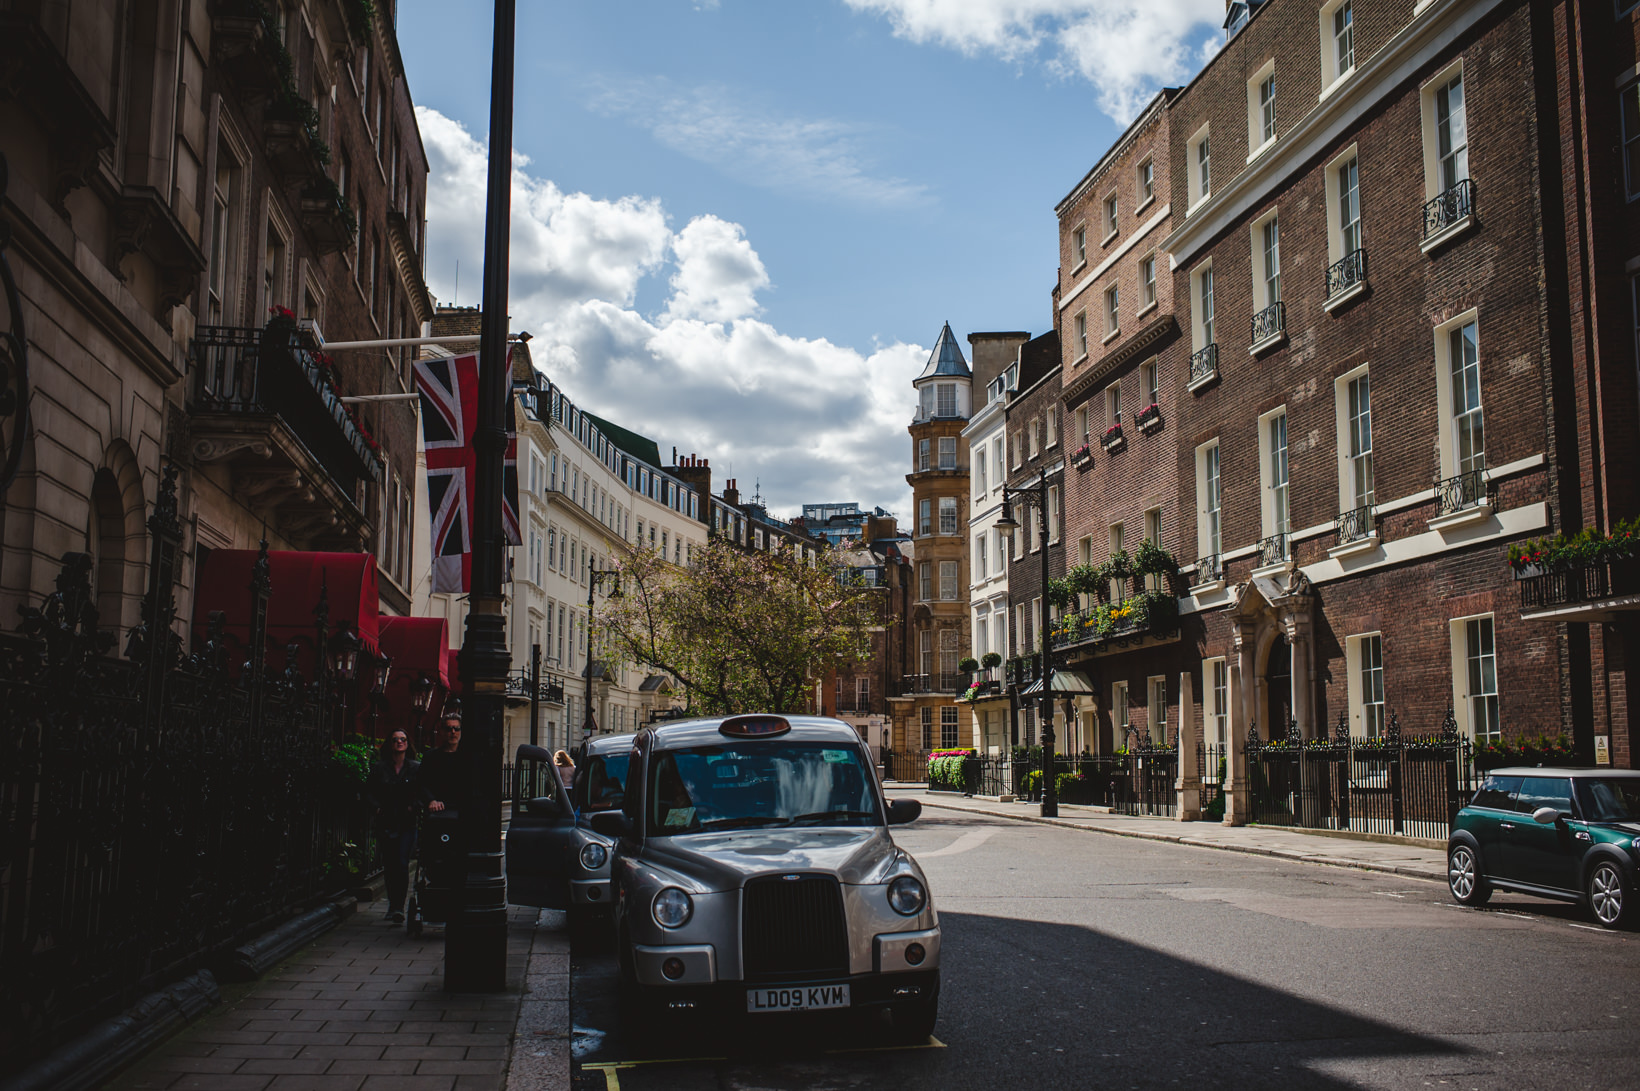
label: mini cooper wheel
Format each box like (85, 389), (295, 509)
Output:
(1588, 860), (1633, 930)
(1447, 844), (1491, 907)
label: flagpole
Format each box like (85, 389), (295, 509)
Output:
(445, 0), (515, 992)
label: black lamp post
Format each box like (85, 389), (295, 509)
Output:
(332, 625), (360, 740)
(995, 473), (1060, 818)
(446, 0), (517, 992)
(409, 672), (434, 750)
(583, 567), (620, 741)
(366, 654), (392, 740)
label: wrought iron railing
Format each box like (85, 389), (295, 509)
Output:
(1259, 532), (1290, 566)
(1194, 553), (1223, 584)
(1434, 466), (1487, 516)
(1423, 178), (1475, 238)
(1325, 248), (1368, 299)
(897, 672), (962, 696)
(1049, 591), (1180, 650)
(1336, 503), (1375, 544)
(1518, 559), (1640, 613)
(1250, 301), (1285, 346)
(192, 324), (382, 485)
(1189, 343), (1219, 387)
(505, 668), (565, 705)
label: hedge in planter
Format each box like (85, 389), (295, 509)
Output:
(927, 749), (976, 791)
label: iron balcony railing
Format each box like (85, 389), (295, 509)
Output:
(1259, 532), (1290, 566)
(193, 325), (382, 485)
(1337, 503), (1376, 544)
(898, 672), (962, 696)
(1250, 301), (1285, 346)
(1423, 179), (1475, 238)
(1195, 553), (1223, 584)
(1189, 343), (1219, 387)
(1435, 466), (1487, 516)
(1518, 559), (1639, 613)
(505, 668), (566, 705)
(1325, 248), (1368, 299)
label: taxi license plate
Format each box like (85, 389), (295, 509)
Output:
(746, 984), (850, 1013)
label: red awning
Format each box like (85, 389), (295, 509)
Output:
(193, 549), (382, 675)
(379, 616), (449, 685)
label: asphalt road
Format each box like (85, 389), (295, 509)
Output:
(569, 810), (1640, 1090)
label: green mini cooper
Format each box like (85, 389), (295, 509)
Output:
(1448, 768), (1640, 928)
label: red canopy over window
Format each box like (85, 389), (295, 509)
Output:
(192, 550), (382, 676)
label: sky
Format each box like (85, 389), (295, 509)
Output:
(398, 0), (1226, 519)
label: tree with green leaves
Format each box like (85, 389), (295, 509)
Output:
(599, 535), (876, 715)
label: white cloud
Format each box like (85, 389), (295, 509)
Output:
(588, 80), (929, 207)
(417, 107), (925, 516)
(663, 215), (769, 324)
(844, 0), (1225, 122)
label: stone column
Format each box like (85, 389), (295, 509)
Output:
(1226, 619), (1257, 826)
(1175, 668), (1201, 821)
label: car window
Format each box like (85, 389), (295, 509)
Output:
(515, 755), (563, 804)
(1574, 778), (1640, 823)
(646, 740), (880, 835)
(1514, 776), (1574, 817)
(1470, 775), (1521, 810)
(573, 753), (629, 813)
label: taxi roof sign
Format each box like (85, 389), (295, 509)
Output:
(718, 714), (792, 739)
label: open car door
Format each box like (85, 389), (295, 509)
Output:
(504, 744), (576, 908)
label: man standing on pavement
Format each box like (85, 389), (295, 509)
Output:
(418, 710), (466, 815)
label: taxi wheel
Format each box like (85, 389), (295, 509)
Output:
(1447, 844), (1491, 907)
(889, 996), (938, 1044)
(1588, 860), (1633, 930)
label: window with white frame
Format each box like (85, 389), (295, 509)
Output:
(975, 533), (987, 580)
(1259, 409), (1290, 556)
(1137, 157), (1155, 206)
(1073, 225), (1087, 267)
(1108, 523), (1124, 601)
(1324, 148), (1363, 276)
(1321, 0), (1354, 87)
(919, 562), (931, 601)
(1103, 193), (1118, 238)
(857, 676), (870, 710)
(1197, 441), (1222, 562)
(919, 498), (931, 535)
(938, 436), (957, 470)
(919, 629), (933, 676)
(936, 383), (957, 417)
(941, 705), (959, 748)
(1260, 215), (1282, 308)
(1075, 406), (1089, 447)
(1105, 286), (1120, 335)
(1144, 508), (1163, 593)
(1248, 63), (1277, 153)
(1143, 360), (1160, 409)
(1140, 254), (1157, 310)
(940, 629), (959, 681)
(1208, 658), (1230, 752)
(994, 437), (1005, 483)
(1046, 411), (1057, 448)
(1433, 312), (1485, 483)
(1148, 677), (1168, 744)
(939, 561), (958, 600)
(1028, 419), (1040, 458)
(1193, 262), (1216, 350)
(1340, 369), (1374, 512)
(1075, 311), (1088, 358)
(939, 496), (958, 535)
(1452, 615), (1501, 743)
(1107, 381), (1122, 427)
(1047, 485), (1060, 542)
(1346, 632), (1386, 737)
(1030, 597), (1042, 649)
(1436, 71), (1468, 192)
(917, 438), (930, 471)
(920, 705), (933, 750)
(1189, 126), (1212, 208)
(975, 447), (987, 496)
(1114, 681), (1131, 743)
(1015, 603), (1027, 654)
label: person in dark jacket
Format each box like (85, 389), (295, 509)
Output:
(417, 711), (465, 815)
(366, 729), (420, 923)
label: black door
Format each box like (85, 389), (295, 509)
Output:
(1266, 636), (1292, 739)
(504, 744), (576, 909)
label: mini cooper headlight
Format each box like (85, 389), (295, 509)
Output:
(652, 887), (693, 929)
(579, 842), (609, 870)
(888, 875), (926, 916)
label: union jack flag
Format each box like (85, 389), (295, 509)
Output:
(413, 352), (521, 594)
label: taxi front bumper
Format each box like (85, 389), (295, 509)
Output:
(571, 878), (611, 906)
(633, 968), (940, 1015)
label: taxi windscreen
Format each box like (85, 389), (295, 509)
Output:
(573, 753), (630, 813)
(647, 741), (880, 834)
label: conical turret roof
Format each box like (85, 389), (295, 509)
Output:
(916, 322), (970, 382)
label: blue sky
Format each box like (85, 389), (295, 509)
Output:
(399, 0), (1224, 517)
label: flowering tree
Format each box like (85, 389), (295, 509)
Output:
(599, 535), (876, 715)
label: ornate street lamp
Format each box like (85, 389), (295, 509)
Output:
(365, 654), (392, 740)
(409, 671), (434, 750)
(330, 625), (360, 739)
(995, 472), (1061, 818)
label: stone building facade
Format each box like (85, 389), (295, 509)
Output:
(1, 0), (428, 649)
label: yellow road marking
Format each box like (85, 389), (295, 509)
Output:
(826, 1035), (947, 1054)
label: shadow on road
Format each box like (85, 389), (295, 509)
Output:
(570, 910), (1470, 1089)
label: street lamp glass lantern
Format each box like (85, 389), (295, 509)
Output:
(995, 495), (1019, 539)
(410, 673), (434, 712)
(372, 656), (393, 695)
(332, 628), (359, 681)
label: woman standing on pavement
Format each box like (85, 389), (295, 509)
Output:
(367, 730), (420, 924)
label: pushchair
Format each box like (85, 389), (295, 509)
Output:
(404, 810), (462, 937)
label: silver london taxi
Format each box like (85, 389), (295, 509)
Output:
(505, 734), (633, 929)
(585, 714), (939, 1040)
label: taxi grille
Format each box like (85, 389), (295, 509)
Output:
(741, 875), (849, 981)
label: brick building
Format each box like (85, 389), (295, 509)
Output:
(1131, 0), (1640, 817)
(1, 0), (428, 644)
(817, 513), (913, 751)
(888, 324), (973, 753)
(1001, 330), (1065, 747)
(1053, 90), (1186, 757)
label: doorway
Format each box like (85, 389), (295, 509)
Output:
(1265, 634), (1292, 739)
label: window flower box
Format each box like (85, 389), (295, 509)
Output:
(1134, 403), (1162, 434)
(1101, 424), (1125, 452)
(1070, 443), (1094, 470)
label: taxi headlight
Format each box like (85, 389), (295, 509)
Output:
(579, 842), (609, 870)
(652, 887), (693, 929)
(887, 875), (926, 916)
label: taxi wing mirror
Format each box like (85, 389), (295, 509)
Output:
(886, 798), (921, 825)
(589, 811), (633, 838)
(1531, 806), (1564, 825)
(524, 796), (561, 817)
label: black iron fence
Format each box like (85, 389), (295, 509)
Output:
(1245, 714), (1474, 841)
(1200, 743), (1228, 818)
(0, 466), (368, 1073)
(881, 749), (928, 783)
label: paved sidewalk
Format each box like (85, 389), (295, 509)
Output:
(110, 901), (571, 1091)
(887, 787), (1447, 883)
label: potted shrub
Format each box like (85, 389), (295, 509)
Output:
(981, 651), (1002, 670)
(958, 656), (980, 674)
